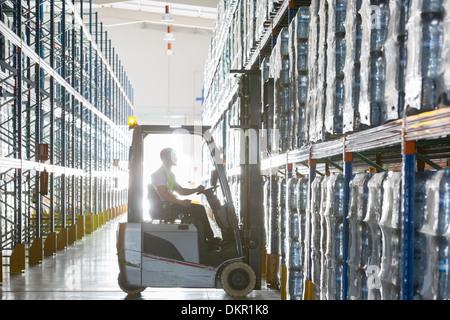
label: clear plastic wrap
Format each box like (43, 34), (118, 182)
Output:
(307, 0), (321, 143)
(343, 0), (362, 133)
(294, 7), (311, 146)
(286, 177), (303, 300)
(383, 0), (402, 123)
(418, 169), (450, 300)
(325, 0), (347, 136)
(268, 176), (279, 255)
(439, 0), (450, 104)
(358, 0), (372, 127)
(405, 0), (425, 111)
(310, 175), (324, 299)
(279, 178), (287, 265)
(379, 172), (402, 299)
(364, 172), (387, 300)
(315, 1), (328, 142)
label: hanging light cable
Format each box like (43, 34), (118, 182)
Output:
(163, 25), (175, 41)
(161, 4), (174, 22)
(166, 42), (174, 56)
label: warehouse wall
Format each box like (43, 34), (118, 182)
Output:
(101, 20), (212, 124)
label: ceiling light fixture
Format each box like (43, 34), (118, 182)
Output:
(163, 26), (175, 41)
(161, 4), (174, 22)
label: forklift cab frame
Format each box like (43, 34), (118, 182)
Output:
(117, 123), (256, 297)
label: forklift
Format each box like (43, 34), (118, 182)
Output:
(116, 117), (261, 297)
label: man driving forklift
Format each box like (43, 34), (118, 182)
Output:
(149, 147), (221, 250)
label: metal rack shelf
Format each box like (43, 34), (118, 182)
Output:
(0, 0), (133, 258)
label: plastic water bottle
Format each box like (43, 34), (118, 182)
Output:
(422, 0), (444, 13)
(334, 174), (345, 218)
(297, 6), (310, 39)
(438, 236), (449, 299)
(335, 261), (345, 299)
(335, 219), (345, 260)
(281, 57), (290, 86)
(280, 28), (290, 56)
(335, 78), (345, 134)
(290, 241), (302, 268)
(289, 269), (304, 299)
(438, 169), (450, 235)
(336, 35), (346, 76)
(369, 52), (386, 103)
(298, 74), (308, 104)
(421, 13), (443, 79)
(421, 13), (443, 110)
(355, 14), (362, 61)
(370, 1), (390, 52)
(297, 41), (308, 71)
(336, 0), (347, 33)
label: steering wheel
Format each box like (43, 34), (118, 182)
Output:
(197, 185), (218, 195)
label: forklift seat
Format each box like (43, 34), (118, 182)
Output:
(147, 184), (194, 224)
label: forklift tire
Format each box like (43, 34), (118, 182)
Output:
(220, 262), (256, 297)
(117, 273), (145, 295)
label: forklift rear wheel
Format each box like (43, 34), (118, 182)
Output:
(118, 273), (145, 295)
(220, 262), (256, 297)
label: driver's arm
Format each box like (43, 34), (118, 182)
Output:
(157, 185), (187, 206)
(174, 183), (204, 196)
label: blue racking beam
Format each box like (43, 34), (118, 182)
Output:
(343, 151), (353, 300)
(402, 139), (416, 300)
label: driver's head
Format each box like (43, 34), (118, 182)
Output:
(160, 148), (177, 166)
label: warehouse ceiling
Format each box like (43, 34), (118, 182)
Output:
(89, 0), (219, 32)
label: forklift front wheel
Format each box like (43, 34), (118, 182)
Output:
(117, 273), (145, 295)
(220, 262), (256, 297)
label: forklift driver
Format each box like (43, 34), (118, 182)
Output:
(149, 148), (221, 249)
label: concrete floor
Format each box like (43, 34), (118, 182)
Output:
(0, 215), (281, 300)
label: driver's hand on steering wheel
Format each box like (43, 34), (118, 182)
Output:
(196, 185), (205, 193)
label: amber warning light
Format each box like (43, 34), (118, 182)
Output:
(128, 116), (138, 129)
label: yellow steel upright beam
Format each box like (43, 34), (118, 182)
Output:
(85, 213), (94, 234)
(76, 215), (85, 240)
(304, 280), (314, 300)
(57, 228), (68, 251)
(10, 243), (26, 274)
(68, 224), (77, 245)
(266, 254), (279, 288)
(44, 232), (57, 257)
(281, 264), (287, 300)
(29, 238), (43, 265)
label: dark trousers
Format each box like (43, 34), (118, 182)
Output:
(171, 203), (214, 240)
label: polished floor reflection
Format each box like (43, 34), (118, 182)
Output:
(0, 215), (281, 300)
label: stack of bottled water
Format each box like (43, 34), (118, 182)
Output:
(418, 169), (450, 300)
(268, 175), (280, 258)
(358, 0), (389, 128)
(364, 172), (386, 300)
(319, 176), (330, 299)
(271, 28), (291, 153)
(263, 177), (271, 255)
(343, 0), (363, 133)
(325, 0), (347, 136)
(293, 7), (311, 146)
(413, 171), (435, 298)
(310, 175), (324, 299)
(307, 0), (322, 143)
(421, 0), (445, 110)
(379, 172), (402, 300)
(347, 173), (371, 300)
(278, 178), (287, 269)
(321, 174), (346, 299)
(286, 177), (302, 299)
